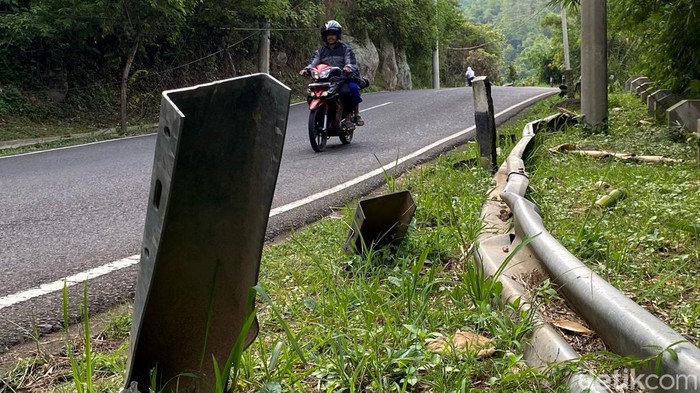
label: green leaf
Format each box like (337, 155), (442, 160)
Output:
(259, 381), (282, 393)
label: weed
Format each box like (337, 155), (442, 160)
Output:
(62, 282), (94, 393)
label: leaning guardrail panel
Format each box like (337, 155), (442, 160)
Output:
(501, 114), (700, 391)
(125, 74), (291, 392)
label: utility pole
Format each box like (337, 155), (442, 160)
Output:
(258, 20), (270, 74)
(561, 7), (574, 98)
(432, 0), (440, 89)
(581, 0), (607, 129)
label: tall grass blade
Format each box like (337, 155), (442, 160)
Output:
(62, 281), (85, 393)
(254, 284), (307, 364)
(214, 286), (258, 393)
(81, 282), (94, 393)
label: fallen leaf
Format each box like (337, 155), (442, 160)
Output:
(639, 120), (653, 125)
(426, 335), (449, 353)
(426, 331), (495, 358)
(552, 319), (593, 335)
(594, 181), (610, 189)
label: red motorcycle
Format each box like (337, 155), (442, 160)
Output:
(304, 64), (357, 152)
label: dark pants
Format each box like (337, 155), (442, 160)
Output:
(341, 81), (362, 106)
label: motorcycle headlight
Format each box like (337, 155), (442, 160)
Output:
(319, 68), (332, 79)
(311, 69), (320, 79)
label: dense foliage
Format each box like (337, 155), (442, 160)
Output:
(0, 0), (501, 128)
(547, 0), (700, 95)
(462, 0), (700, 95)
(608, 0), (700, 94)
(459, 0), (560, 84)
(4, 0), (697, 129)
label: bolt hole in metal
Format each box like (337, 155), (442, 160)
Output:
(143, 248), (150, 257)
(153, 179), (163, 209)
(163, 126), (171, 137)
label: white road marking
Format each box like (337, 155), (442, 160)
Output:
(0, 91), (553, 309)
(361, 102), (392, 112)
(0, 256), (140, 310)
(0, 134), (154, 160)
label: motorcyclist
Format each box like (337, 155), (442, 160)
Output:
(465, 66), (475, 87)
(300, 20), (365, 126)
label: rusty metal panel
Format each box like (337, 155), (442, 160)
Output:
(125, 74), (290, 392)
(346, 191), (416, 254)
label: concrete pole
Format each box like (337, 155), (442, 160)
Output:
(561, 8), (571, 70)
(433, 44), (440, 89)
(258, 20), (270, 74)
(581, 0), (608, 129)
(561, 7), (574, 98)
(433, 0), (440, 89)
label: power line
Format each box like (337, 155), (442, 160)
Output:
(220, 27), (315, 31)
(23, 32), (259, 94)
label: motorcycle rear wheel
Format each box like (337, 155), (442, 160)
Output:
(308, 108), (328, 152)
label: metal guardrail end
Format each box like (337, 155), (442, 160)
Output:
(345, 190), (417, 254)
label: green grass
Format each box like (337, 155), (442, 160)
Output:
(528, 93), (700, 343)
(2, 93), (697, 392)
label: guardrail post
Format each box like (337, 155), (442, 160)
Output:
(624, 75), (641, 92)
(629, 77), (649, 92)
(471, 76), (497, 172)
(647, 89), (671, 114)
(124, 74), (290, 392)
(667, 100), (700, 134)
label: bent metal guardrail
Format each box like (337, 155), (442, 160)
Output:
(476, 114), (609, 392)
(482, 113), (700, 392)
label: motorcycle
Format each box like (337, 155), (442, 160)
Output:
(304, 64), (357, 152)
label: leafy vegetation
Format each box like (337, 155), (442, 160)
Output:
(1, 0), (507, 137)
(546, 0), (700, 95)
(530, 93), (700, 343)
(2, 92), (698, 392)
(459, 0), (561, 84)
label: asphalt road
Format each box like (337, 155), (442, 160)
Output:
(0, 85), (556, 352)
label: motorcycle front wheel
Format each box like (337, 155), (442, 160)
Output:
(339, 129), (353, 144)
(308, 108), (328, 152)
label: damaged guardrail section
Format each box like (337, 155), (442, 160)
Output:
(476, 113), (609, 392)
(493, 112), (700, 392)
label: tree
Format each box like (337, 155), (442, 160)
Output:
(548, 0), (700, 94)
(109, 0), (192, 133)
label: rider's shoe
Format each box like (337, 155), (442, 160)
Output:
(353, 115), (365, 126)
